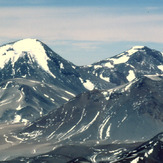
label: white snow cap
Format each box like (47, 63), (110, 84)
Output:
(109, 46), (145, 65)
(127, 46), (145, 55)
(0, 38), (56, 78)
(132, 46), (145, 49)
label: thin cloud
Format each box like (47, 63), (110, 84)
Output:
(72, 42), (99, 50)
(0, 7), (163, 44)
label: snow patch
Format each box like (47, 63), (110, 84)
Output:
(109, 148), (123, 154)
(127, 46), (144, 55)
(106, 124), (112, 138)
(158, 65), (163, 71)
(79, 78), (94, 90)
(86, 65), (92, 67)
(145, 152), (148, 157)
(22, 130), (42, 139)
(145, 75), (162, 81)
(102, 89), (114, 100)
(16, 105), (22, 111)
(126, 70), (136, 82)
(2, 81), (13, 90)
(148, 148), (153, 155)
(17, 92), (24, 102)
(94, 65), (102, 69)
(104, 62), (114, 68)
(113, 149), (123, 155)
(79, 111), (100, 133)
(33, 149), (37, 154)
(61, 96), (69, 101)
(22, 119), (28, 125)
(131, 157), (139, 163)
(4, 134), (13, 144)
(124, 77), (139, 92)
(83, 80), (94, 90)
(100, 73), (110, 82)
(60, 63), (64, 69)
(13, 115), (21, 123)
(121, 115), (128, 122)
(144, 148), (153, 158)
(65, 90), (75, 97)
(124, 82), (132, 91)
(50, 98), (55, 102)
(99, 116), (111, 139)
(72, 65), (76, 69)
(110, 55), (130, 64)
(44, 94), (49, 98)
(79, 77), (84, 83)
(109, 46), (144, 65)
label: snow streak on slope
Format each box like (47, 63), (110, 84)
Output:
(158, 65), (163, 71)
(99, 116), (111, 140)
(0, 38), (56, 78)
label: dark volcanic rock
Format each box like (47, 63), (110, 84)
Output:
(18, 75), (163, 144)
(116, 132), (163, 163)
(0, 38), (86, 94)
(1, 40), (163, 162)
(80, 46), (163, 87)
(0, 78), (75, 123)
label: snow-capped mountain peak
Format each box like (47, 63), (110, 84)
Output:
(0, 38), (56, 78)
(0, 39), (89, 99)
(127, 45), (145, 54)
(79, 45), (163, 87)
(109, 46), (146, 65)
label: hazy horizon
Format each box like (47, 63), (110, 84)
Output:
(0, 0), (163, 65)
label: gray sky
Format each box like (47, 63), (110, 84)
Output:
(0, 0), (163, 65)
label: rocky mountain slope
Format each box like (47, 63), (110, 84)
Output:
(116, 132), (163, 163)
(3, 132), (163, 163)
(0, 38), (114, 123)
(15, 75), (163, 145)
(2, 75), (163, 162)
(80, 46), (163, 87)
(0, 38), (86, 94)
(1, 39), (163, 123)
(0, 39), (163, 162)
(0, 78), (76, 124)
(2, 39), (163, 92)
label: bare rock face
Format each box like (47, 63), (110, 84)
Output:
(80, 46), (163, 87)
(17, 75), (163, 145)
(0, 39), (163, 162)
(0, 38), (87, 94)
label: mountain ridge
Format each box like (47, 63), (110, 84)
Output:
(80, 45), (163, 87)
(0, 38), (163, 124)
(0, 38), (87, 94)
(14, 74), (163, 145)
(0, 39), (163, 162)
(1, 38), (163, 91)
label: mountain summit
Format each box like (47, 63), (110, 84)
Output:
(1, 39), (163, 91)
(0, 38), (87, 94)
(80, 46), (163, 87)
(0, 39), (163, 124)
(0, 39), (87, 123)
(0, 39), (163, 162)
(0, 38), (56, 78)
